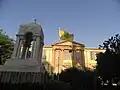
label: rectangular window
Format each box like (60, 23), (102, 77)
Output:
(42, 49), (46, 56)
(75, 51), (81, 62)
(63, 50), (71, 60)
(55, 50), (60, 60)
(55, 50), (60, 67)
(90, 52), (97, 60)
(42, 49), (47, 61)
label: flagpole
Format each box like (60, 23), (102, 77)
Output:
(58, 26), (61, 42)
(57, 26), (61, 80)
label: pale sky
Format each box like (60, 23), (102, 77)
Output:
(1, 0), (120, 47)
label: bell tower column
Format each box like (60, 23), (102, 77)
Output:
(35, 37), (41, 62)
(16, 38), (22, 58)
(31, 37), (36, 58)
(11, 35), (20, 59)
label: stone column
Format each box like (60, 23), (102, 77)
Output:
(21, 43), (27, 59)
(39, 43), (43, 62)
(31, 40), (35, 58)
(33, 40), (37, 58)
(81, 49), (85, 66)
(72, 50), (77, 67)
(11, 37), (20, 59)
(85, 50), (88, 68)
(52, 49), (55, 68)
(24, 47), (28, 59)
(35, 37), (40, 62)
(31, 37), (36, 58)
(60, 49), (63, 72)
(16, 39), (22, 58)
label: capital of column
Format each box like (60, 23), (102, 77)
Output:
(33, 36), (37, 41)
(54, 49), (62, 51)
(52, 49), (56, 51)
(19, 35), (24, 40)
(61, 49), (64, 51)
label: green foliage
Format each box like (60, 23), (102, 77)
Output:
(96, 34), (120, 82)
(99, 34), (120, 54)
(59, 67), (95, 90)
(0, 29), (14, 65)
(42, 60), (54, 75)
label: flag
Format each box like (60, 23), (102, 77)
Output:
(59, 30), (65, 39)
(68, 34), (74, 41)
(59, 30), (74, 41)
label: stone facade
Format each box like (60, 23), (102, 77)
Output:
(42, 40), (105, 73)
(0, 21), (45, 72)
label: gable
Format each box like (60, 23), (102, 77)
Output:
(55, 41), (72, 46)
(52, 40), (85, 47)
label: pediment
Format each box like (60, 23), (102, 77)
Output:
(52, 40), (85, 47)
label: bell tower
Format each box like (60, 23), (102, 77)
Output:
(0, 20), (45, 72)
(12, 20), (44, 62)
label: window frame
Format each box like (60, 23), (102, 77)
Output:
(63, 49), (72, 60)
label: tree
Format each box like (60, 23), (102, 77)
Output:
(96, 34), (120, 84)
(42, 60), (54, 75)
(59, 67), (95, 90)
(0, 29), (14, 65)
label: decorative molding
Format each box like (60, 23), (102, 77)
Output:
(54, 49), (62, 51)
